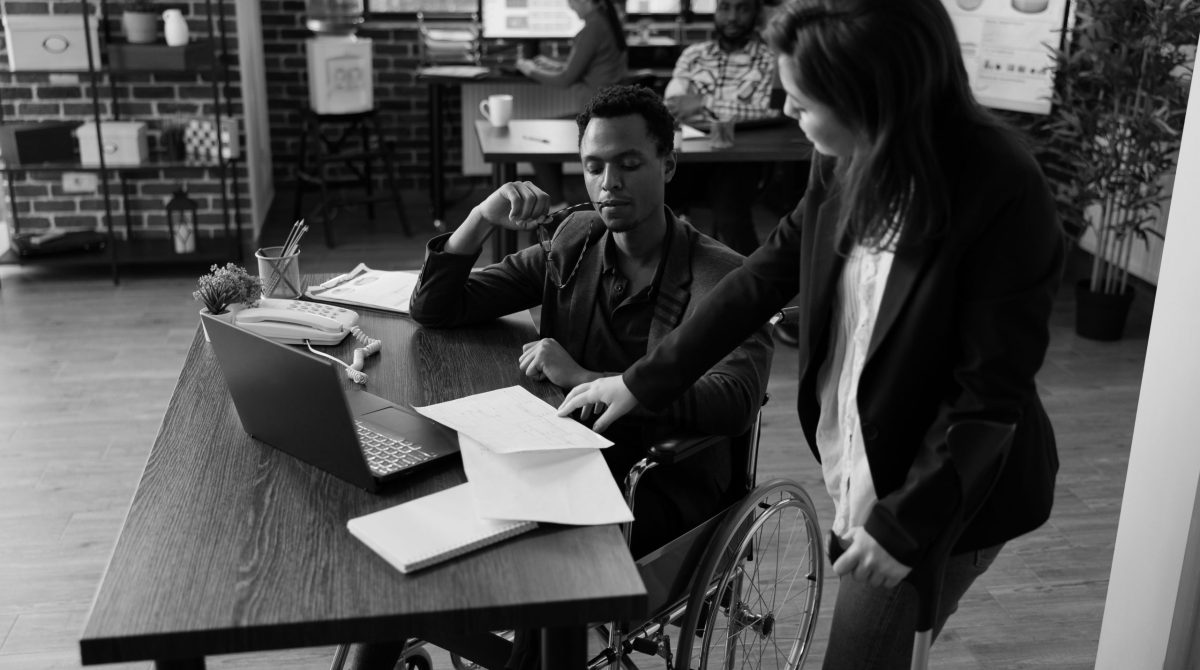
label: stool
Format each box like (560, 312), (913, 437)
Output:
(291, 107), (411, 247)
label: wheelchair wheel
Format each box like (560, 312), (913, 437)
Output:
(402, 646), (432, 670)
(675, 479), (823, 670)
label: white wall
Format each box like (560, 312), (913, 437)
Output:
(236, 0), (274, 241)
(1095, 32), (1200, 669)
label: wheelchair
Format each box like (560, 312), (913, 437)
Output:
(335, 399), (825, 670)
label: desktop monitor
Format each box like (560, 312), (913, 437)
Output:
(479, 0), (586, 39)
(625, 0), (683, 16)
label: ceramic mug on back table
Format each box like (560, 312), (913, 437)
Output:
(479, 94), (514, 128)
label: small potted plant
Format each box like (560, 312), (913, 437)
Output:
(194, 263), (262, 340)
(121, 1), (160, 44)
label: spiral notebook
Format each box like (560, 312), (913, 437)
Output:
(348, 482), (537, 574)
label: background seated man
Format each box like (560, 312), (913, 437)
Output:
(344, 84), (772, 670)
(664, 0), (778, 255)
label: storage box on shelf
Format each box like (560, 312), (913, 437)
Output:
(0, 0), (243, 283)
(2, 14), (100, 71)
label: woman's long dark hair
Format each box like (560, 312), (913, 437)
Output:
(765, 0), (998, 249)
(597, 0), (628, 52)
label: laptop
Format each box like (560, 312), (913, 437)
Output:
(202, 313), (460, 492)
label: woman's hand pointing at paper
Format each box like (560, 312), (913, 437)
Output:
(558, 375), (638, 433)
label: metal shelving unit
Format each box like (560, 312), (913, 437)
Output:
(0, 0), (242, 284)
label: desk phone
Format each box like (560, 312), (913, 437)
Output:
(235, 298), (360, 345)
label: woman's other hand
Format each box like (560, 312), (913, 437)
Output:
(558, 375), (638, 433)
(832, 526), (912, 589)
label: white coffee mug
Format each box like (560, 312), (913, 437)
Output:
(479, 94), (514, 128)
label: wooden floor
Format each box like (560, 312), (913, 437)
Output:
(0, 187), (1153, 669)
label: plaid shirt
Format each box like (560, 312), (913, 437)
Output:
(670, 38), (778, 122)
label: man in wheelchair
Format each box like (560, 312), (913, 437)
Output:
(339, 85), (773, 669)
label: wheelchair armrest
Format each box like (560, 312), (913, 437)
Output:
(646, 433), (727, 466)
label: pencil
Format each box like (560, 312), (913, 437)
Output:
(522, 136), (551, 144)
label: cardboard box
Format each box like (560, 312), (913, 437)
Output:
(3, 15), (100, 71)
(0, 121), (81, 165)
(306, 36), (374, 115)
(75, 121), (149, 166)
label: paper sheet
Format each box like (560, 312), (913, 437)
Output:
(304, 263), (418, 314)
(681, 123), (707, 140)
(459, 434), (633, 525)
(413, 386), (613, 454)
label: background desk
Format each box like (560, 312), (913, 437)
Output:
(79, 288), (646, 669)
(475, 119), (814, 258)
(418, 68), (673, 231)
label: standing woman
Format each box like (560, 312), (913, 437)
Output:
(560, 0), (1065, 667)
(516, 0), (628, 208)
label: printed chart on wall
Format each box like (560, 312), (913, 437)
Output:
(479, 0), (585, 39)
(942, 0), (1071, 115)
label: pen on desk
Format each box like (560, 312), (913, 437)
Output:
(522, 135), (551, 144)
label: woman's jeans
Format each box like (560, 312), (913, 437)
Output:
(822, 539), (1004, 670)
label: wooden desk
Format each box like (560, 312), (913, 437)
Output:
(475, 118), (814, 257)
(79, 289), (646, 669)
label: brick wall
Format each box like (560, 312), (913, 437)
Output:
(260, 8), (714, 200)
(261, 1), (477, 199)
(0, 0), (248, 241)
(1, 2), (714, 240)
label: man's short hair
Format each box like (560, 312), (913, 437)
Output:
(576, 85), (676, 157)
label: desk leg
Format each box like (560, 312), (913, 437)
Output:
(541, 625), (588, 669)
(490, 160), (519, 262)
(154, 659), (204, 669)
(429, 81), (446, 231)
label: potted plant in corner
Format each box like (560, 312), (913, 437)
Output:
(194, 263), (262, 341)
(1034, 0), (1199, 340)
(121, 1), (160, 44)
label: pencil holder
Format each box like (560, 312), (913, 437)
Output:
(256, 245), (302, 299)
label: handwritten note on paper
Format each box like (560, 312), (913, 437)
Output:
(459, 434), (632, 525)
(413, 386), (613, 454)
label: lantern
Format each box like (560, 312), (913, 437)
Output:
(166, 187), (198, 254)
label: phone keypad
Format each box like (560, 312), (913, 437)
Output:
(355, 420), (435, 476)
(287, 301), (352, 320)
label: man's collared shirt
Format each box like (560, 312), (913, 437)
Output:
(580, 223), (673, 375)
(672, 38), (778, 123)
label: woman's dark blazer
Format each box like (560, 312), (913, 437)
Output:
(622, 121), (1066, 567)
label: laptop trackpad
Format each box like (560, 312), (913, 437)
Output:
(359, 406), (459, 456)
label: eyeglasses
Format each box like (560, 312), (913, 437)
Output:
(536, 202), (596, 290)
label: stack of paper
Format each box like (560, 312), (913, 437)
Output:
(348, 386), (633, 574)
(414, 386), (632, 525)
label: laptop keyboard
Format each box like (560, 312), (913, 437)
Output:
(354, 420), (436, 477)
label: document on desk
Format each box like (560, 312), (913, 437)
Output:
(413, 386), (613, 454)
(459, 434), (633, 525)
(304, 263), (419, 314)
(348, 482), (537, 574)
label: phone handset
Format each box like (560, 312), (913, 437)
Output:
(234, 298), (359, 345)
